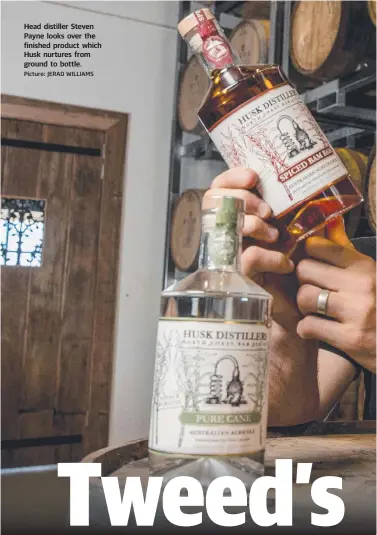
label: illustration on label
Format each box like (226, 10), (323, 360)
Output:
(209, 84), (348, 216)
(149, 320), (269, 456)
(203, 36), (233, 66)
(277, 115), (317, 158)
(206, 355), (245, 406)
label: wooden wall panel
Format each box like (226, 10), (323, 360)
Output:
(103, 118), (128, 197)
(20, 127), (73, 410)
(2, 119), (43, 196)
(53, 412), (86, 463)
(14, 412), (55, 467)
(19, 125), (102, 412)
(1, 118), (10, 188)
(85, 122), (127, 453)
(84, 413), (110, 457)
(1, 270), (30, 441)
(57, 130), (103, 413)
(1, 120), (42, 445)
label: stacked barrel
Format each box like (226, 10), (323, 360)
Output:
(290, 1), (375, 81)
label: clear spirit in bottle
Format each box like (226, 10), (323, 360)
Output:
(177, 9), (363, 255)
(148, 196), (272, 488)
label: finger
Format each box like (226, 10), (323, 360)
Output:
(304, 236), (358, 269)
(296, 284), (346, 322)
(243, 215), (279, 243)
(296, 258), (348, 291)
(326, 216), (355, 249)
(211, 167), (258, 190)
(208, 187), (271, 218)
(297, 315), (347, 350)
(242, 246), (295, 278)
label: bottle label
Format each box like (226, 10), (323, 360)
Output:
(193, 10), (234, 69)
(208, 83), (349, 216)
(149, 319), (269, 456)
(202, 35), (233, 68)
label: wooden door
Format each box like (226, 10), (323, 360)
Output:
(1, 97), (127, 468)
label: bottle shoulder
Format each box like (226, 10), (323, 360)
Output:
(198, 64), (289, 128)
(163, 269), (272, 300)
(203, 64), (284, 97)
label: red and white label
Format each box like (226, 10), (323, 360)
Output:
(194, 10), (233, 69)
(207, 84), (348, 216)
(203, 35), (233, 67)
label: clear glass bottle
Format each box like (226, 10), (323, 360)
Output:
(177, 9), (363, 255)
(148, 195), (272, 488)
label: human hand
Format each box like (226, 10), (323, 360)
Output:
(208, 167), (307, 324)
(296, 218), (376, 373)
(207, 167), (321, 424)
(208, 167), (294, 278)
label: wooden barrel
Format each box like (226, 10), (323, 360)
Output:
(242, 1), (271, 21)
(368, 0), (376, 26)
(365, 146), (376, 233)
(230, 20), (270, 66)
(82, 426), (376, 529)
(82, 424), (376, 531)
(178, 56), (209, 135)
(335, 148), (368, 238)
(82, 426), (376, 478)
(170, 189), (206, 272)
(290, 1), (374, 81)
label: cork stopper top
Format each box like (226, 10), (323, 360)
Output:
(177, 8), (215, 37)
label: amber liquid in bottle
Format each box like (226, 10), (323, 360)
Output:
(198, 64), (363, 254)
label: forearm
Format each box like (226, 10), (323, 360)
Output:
(317, 349), (358, 420)
(267, 320), (321, 426)
(267, 334), (358, 426)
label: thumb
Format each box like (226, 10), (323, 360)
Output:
(325, 216), (355, 249)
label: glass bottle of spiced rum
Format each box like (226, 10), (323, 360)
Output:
(178, 9), (363, 254)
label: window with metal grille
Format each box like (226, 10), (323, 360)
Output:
(1, 197), (46, 267)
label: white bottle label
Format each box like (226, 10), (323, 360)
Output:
(208, 83), (348, 216)
(149, 320), (269, 456)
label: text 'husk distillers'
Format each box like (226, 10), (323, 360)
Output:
(178, 9), (363, 254)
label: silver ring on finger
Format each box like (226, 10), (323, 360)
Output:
(316, 289), (331, 316)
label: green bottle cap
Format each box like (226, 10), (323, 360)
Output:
(215, 196), (241, 230)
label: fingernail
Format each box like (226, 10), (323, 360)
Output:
(258, 203), (270, 218)
(268, 227), (279, 240)
(288, 260), (295, 271)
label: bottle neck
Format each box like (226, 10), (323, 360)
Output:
(195, 48), (237, 79)
(184, 16), (238, 78)
(198, 212), (243, 272)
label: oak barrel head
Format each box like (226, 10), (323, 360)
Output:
(230, 20), (270, 66)
(290, 1), (371, 81)
(178, 56), (210, 135)
(170, 189), (206, 272)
